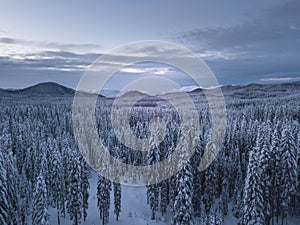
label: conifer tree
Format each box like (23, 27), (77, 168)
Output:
(80, 157), (90, 222)
(113, 182), (121, 221)
(66, 152), (82, 225)
(279, 126), (298, 224)
(32, 172), (49, 225)
(172, 163), (194, 225)
(97, 175), (111, 225)
(0, 149), (9, 225)
(242, 127), (266, 225)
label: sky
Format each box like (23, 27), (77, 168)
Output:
(0, 0), (299, 91)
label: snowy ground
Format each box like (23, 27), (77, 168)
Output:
(48, 170), (300, 225)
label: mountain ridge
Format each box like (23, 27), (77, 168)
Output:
(1, 81), (300, 99)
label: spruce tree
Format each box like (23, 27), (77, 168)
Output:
(160, 180), (169, 217)
(242, 128), (266, 225)
(19, 168), (31, 225)
(279, 126), (298, 224)
(0, 149), (9, 225)
(97, 175), (111, 225)
(172, 163), (194, 225)
(80, 157), (90, 222)
(32, 172), (49, 225)
(6, 150), (21, 225)
(49, 146), (62, 225)
(66, 152), (82, 225)
(113, 182), (122, 221)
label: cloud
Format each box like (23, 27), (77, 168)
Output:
(176, 1), (300, 84)
(120, 63), (174, 75)
(260, 76), (300, 82)
(177, 0), (300, 58)
(0, 29), (8, 34)
(0, 37), (102, 54)
(0, 37), (17, 44)
(0, 50), (100, 82)
(120, 67), (145, 73)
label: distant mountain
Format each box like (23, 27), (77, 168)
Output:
(1, 81), (300, 100)
(14, 82), (75, 95)
(120, 90), (149, 98)
(0, 89), (11, 94)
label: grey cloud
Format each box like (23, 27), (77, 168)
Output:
(0, 37), (18, 44)
(0, 37), (102, 52)
(176, 0), (300, 84)
(265, 0), (300, 24)
(177, 0), (300, 57)
(0, 50), (100, 77)
(40, 42), (102, 52)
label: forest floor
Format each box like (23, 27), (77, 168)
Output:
(47, 171), (300, 225)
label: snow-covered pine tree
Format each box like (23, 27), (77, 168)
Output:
(6, 150), (21, 225)
(191, 169), (202, 218)
(60, 136), (71, 218)
(257, 123), (272, 224)
(279, 126), (298, 224)
(19, 167), (31, 225)
(97, 175), (111, 225)
(113, 182), (121, 221)
(232, 148), (244, 219)
(146, 136), (159, 220)
(32, 172), (49, 225)
(269, 122), (282, 224)
(218, 153), (229, 217)
(147, 183), (159, 220)
(49, 145), (62, 225)
(80, 157), (90, 222)
(0, 128), (21, 224)
(0, 149), (9, 225)
(242, 127), (266, 225)
(172, 162), (194, 225)
(159, 180), (169, 217)
(203, 164), (217, 224)
(191, 138), (205, 218)
(66, 152), (82, 225)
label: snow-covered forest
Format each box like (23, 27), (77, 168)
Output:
(0, 82), (300, 225)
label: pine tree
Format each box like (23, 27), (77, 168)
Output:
(80, 157), (90, 222)
(172, 163), (194, 225)
(203, 164), (217, 224)
(147, 183), (159, 220)
(113, 182), (121, 221)
(49, 146), (62, 225)
(60, 136), (70, 218)
(232, 148), (244, 219)
(32, 172), (49, 225)
(160, 180), (169, 217)
(279, 126), (298, 224)
(66, 152), (82, 225)
(0, 149), (9, 225)
(242, 128), (266, 225)
(19, 168), (31, 225)
(270, 123), (282, 224)
(257, 123), (272, 224)
(6, 150), (21, 225)
(191, 140), (205, 218)
(97, 175), (111, 225)
(145, 138), (159, 220)
(0, 129), (21, 225)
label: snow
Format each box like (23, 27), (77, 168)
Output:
(47, 171), (300, 225)
(48, 171), (170, 225)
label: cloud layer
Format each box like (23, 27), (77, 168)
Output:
(176, 0), (300, 84)
(0, 1), (299, 88)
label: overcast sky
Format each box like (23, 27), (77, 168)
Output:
(0, 0), (299, 90)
